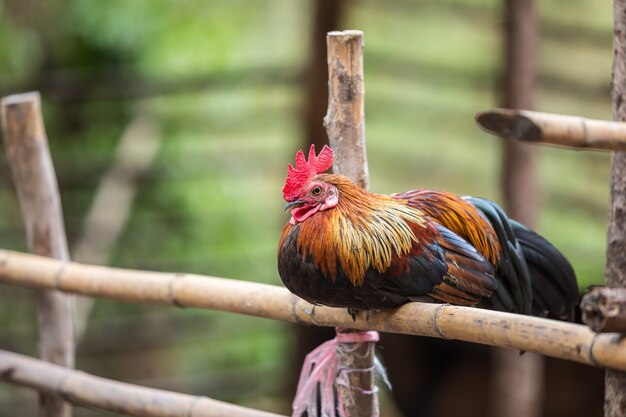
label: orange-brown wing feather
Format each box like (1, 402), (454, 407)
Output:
(394, 190), (501, 265)
(426, 223), (496, 305)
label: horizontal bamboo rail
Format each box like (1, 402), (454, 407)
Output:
(1, 249), (625, 371)
(475, 108), (626, 151)
(0, 349), (284, 417)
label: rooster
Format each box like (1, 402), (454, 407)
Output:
(278, 145), (579, 320)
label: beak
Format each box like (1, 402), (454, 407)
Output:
(284, 200), (305, 211)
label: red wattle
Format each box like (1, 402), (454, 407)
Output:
(291, 204), (321, 223)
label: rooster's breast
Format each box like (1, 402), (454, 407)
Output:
(277, 223), (447, 310)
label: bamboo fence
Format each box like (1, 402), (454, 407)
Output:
(0, 248), (625, 372)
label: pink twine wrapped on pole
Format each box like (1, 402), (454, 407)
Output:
(292, 328), (387, 417)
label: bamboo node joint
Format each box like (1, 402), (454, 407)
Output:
(169, 273), (186, 308)
(54, 262), (69, 290)
(432, 304), (448, 339)
(0, 366), (15, 379)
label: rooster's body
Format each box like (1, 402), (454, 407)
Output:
(278, 146), (578, 320)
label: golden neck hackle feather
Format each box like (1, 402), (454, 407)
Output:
(292, 174), (430, 286)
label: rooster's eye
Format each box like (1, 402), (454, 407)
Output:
(311, 186), (322, 196)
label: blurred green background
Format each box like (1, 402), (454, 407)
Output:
(0, 0), (612, 415)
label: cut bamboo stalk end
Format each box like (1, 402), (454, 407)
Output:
(475, 108), (626, 151)
(581, 287), (626, 333)
(1, 249), (626, 372)
(0, 349), (285, 417)
(1, 91), (42, 107)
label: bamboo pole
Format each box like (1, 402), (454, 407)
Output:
(0, 349), (284, 417)
(0, 92), (74, 417)
(0, 249), (625, 372)
(605, 2), (626, 414)
(476, 108), (626, 151)
(323, 29), (378, 417)
(324, 30), (368, 189)
(581, 287), (626, 333)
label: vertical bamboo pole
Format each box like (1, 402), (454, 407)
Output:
(324, 30), (378, 417)
(491, 1), (544, 417)
(324, 30), (368, 190)
(0, 92), (74, 417)
(605, 2), (626, 415)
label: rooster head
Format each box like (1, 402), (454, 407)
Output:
(283, 145), (338, 224)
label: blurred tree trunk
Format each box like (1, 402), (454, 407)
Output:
(500, 1), (539, 220)
(301, 0), (347, 153)
(73, 115), (161, 341)
(605, 1), (626, 415)
(491, 2), (544, 417)
(288, 0), (347, 401)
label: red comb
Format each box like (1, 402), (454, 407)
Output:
(283, 145), (333, 201)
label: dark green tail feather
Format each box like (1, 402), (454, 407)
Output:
(509, 220), (579, 320)
(464, 197), (533, 316)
